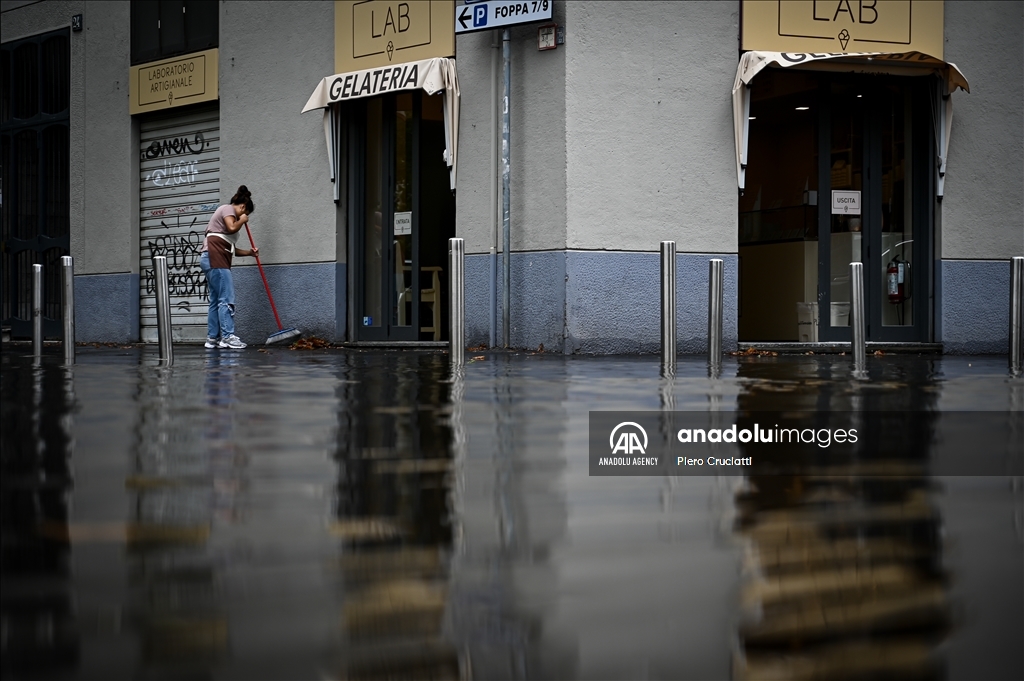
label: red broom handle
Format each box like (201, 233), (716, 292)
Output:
(243, 223), (285, 330)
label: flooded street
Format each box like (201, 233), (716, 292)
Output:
(2, 348), (1021, 680)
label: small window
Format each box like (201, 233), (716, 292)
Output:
(131, 0), (218, 66)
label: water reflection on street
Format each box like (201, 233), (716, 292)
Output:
(1, 347), (1021, 680)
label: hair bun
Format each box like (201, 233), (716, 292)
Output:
(237, 184), (250, 197)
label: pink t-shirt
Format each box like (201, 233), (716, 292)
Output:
(201, 204), (240, 252)
(202, 204), (241, 269)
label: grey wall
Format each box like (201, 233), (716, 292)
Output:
(938, 1), (1022, 353)
(939, 259), (1011, 354)
(218, 1), (338, 341)
(465, 251), (738, 354)
(83, 2), (135, 276)
(941, 1), (1024, 260)
(456, 2), (739, 352)
(7, 1), (1017, 352)
(455, 1), (568, 255)
(452, 29), (499, 254)
(456, 1), (739, 256)
(233, 262), (338, 343)
(564, 1), (738, 254)
(4, 1), (138, 340)
(74, 272), (139, 342)
(2, 0), (134, 277)
(219, 1), (336, 266)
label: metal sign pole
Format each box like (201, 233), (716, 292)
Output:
(501, 28), (511, 348)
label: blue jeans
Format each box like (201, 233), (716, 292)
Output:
(200, 251), (235, 338)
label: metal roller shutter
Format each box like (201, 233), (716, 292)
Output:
(139, 105), (220, 342)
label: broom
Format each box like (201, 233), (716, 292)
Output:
(243, 223), (302, 345)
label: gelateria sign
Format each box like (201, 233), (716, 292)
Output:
(130, 48), (219, 115)
(742, 1), (944, 59)
(336, 0), (454, 74)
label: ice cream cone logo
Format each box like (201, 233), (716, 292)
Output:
(387, 41), (394, 61)
(838, 29), (850, 51)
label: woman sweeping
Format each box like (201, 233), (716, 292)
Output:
(200, 185), (259, 349)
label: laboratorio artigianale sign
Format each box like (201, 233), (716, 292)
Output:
(130, 48), (219, 115)
(588, 411), (1023, 477)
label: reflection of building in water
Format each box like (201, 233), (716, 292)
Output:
(732, 359), (948, 680)
(125, 359), (233, 674)
(332, 353), (461, 679)
(447, 356), (573, 679)
(0, 365), (79, 675)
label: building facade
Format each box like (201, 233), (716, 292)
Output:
(2, 1), (1021, 354)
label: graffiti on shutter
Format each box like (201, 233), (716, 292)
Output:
(139, 106), (220, 342)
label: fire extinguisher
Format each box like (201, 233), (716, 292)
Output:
(887, 256), (911, 304)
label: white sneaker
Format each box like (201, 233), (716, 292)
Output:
(218, 335), (246, 349)
(205, 337), (219, 349)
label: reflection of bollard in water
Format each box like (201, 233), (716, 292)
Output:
(126, 363), (224, 667)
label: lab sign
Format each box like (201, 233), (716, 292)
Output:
(336, 1), (454, 74)
(832, 190), (861, 215)
(455, 0), (552, 34)
(741, 0), (944, 59)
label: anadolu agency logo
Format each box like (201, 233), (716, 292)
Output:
(609, 422), (648, 455)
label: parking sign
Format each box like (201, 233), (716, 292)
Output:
(455, 1), (553, 35)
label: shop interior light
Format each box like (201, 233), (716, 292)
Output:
(795, 106), (810, 111)
(748, 116), (756, 120)
(857, 94), (863, 98)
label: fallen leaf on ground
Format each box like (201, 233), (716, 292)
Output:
(290, 337), (332, 350)
(730, 347), (778, 357)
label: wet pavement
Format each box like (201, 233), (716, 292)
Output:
(1, 346), (1022, 680)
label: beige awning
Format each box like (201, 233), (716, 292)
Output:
(302, 57), (460, 191)
(732, 51), (970, 196)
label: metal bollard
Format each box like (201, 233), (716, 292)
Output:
(661, 241), (676, 372)
(708, 259), (724, 366)
(449, 238), (465, 366)
(154, 256), (173, 364)
(850, 262), (866, 376)
(32, 263), (43, 358)
(1011, 256), (1023, 376)
(62, 256), (75, 365)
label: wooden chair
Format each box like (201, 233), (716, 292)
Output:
(395, 240), (442, 340)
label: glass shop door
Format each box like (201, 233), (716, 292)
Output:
(818, 76), (932, 342)
(350, 92), (453, 342)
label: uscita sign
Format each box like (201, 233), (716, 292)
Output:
(831, 190), (861, 215)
